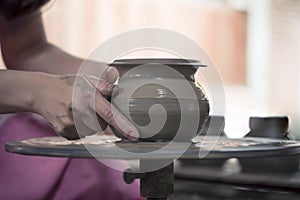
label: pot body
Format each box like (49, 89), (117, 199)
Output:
(109, 58), (210, 142)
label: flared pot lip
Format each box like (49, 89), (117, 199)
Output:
(109, 58), (207, 67)
(112, 97), (209, 101)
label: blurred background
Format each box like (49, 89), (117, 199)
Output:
(1, 0), (300, 139)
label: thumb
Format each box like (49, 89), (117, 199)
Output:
(104, 67), (119, 84)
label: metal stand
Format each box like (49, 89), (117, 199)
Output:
(124, 160), (174, 200)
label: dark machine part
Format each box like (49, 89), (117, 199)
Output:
(246, 116), (290, 139)
(124, 160), (174, 200)
(241, 116), (299, 174)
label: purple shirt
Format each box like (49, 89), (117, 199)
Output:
(0, 113), (143, 200)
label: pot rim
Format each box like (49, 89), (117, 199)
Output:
(109, 58), (207, 67)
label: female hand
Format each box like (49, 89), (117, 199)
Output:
(31, 68), (139, 141)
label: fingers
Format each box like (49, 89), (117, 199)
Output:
(97, 80), (116, 96)
(72, 106), (106, 136)
(56, 70), (128, 140)
(59, 125), (83, 140)
(103, 126), (114, 135)
(55, 112), (99, 140)
(104, 67), (119, 84)
(54, 115), (83, 140)
(83, 73), (136, 140)
(83, 75), (117, 97)
(93, 91), (139, 141)
(68, 99), (108, 136)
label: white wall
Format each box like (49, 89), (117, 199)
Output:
(246, 0), (300, 139)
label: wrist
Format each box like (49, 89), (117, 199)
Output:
(0, 70), (55, 114)
(26, 72), (56, 114)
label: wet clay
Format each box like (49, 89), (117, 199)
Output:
(109, 58), (210, 142)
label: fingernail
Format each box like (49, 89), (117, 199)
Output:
(126, 125), (139, 140)
(127, 131), (139, 141)
(106, 67), (115, 73)
(105, 67), (119, 84)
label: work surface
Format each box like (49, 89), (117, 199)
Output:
(5, 135), (300, 159)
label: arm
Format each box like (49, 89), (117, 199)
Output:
(1, 11), (104, 75)
(0, 70), (45, 113)
(0, 12), (138, 140)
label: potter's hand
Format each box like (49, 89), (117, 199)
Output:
(31, 68), (139, 140)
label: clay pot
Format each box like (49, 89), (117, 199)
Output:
(109, 58), (210, 142)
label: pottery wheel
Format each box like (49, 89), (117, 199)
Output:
(5, 135), (300, 159)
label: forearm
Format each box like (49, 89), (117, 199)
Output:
(8, 42), (84, 74)
(1, 11), (107, 75)
(0, 69), (46, 113)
